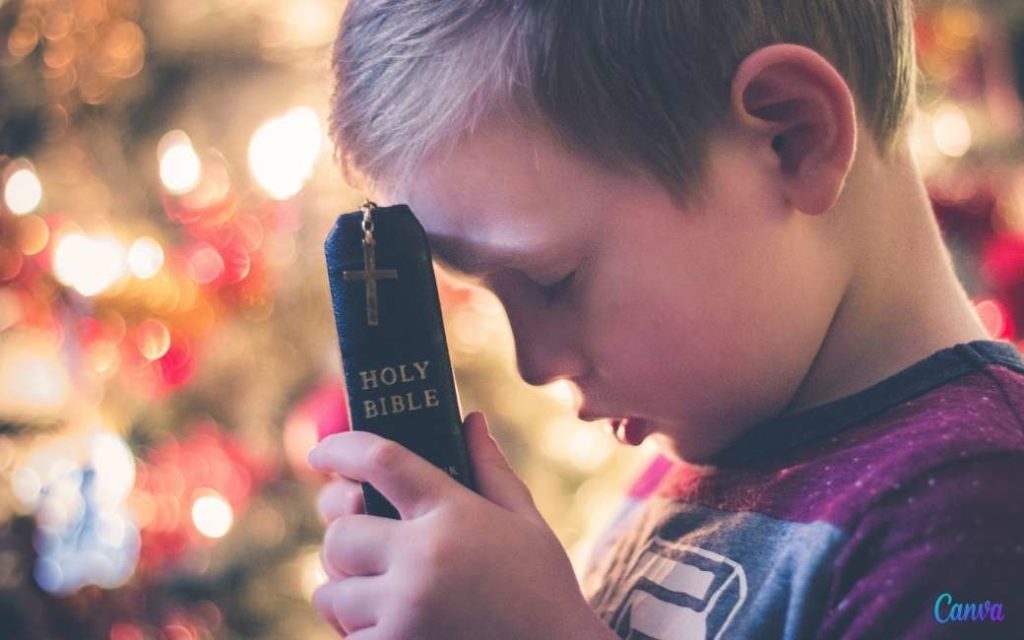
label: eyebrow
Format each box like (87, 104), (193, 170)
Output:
(428, 233), (564, 283)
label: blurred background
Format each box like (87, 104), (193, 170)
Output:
(0, 0), (1022, 638)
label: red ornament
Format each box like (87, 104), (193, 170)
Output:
(982, 234), (1024, 289)
(981, 234), (1024, 340)
(155, 330), (196, 391)
(129, 420), (271, 572)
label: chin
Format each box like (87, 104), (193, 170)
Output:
(647, 426), (726, 466)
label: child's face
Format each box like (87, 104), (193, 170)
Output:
(382, 116), (846, 463)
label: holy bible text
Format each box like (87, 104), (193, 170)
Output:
(358, 360), (441, 419)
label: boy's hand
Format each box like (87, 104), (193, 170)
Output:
(308, 411), (616, 640)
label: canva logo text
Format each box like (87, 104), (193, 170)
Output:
(933, 593), (1005, 624)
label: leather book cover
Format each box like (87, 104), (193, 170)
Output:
(324, 203), (476, 519)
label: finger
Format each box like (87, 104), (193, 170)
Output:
(317, 478), (366, 524)
(323, 514), (396, 577)
(463, 411), (543, 521)
(311, 581), (347, 636)
(309, 431), (455, 519)
(312, 578), (382, 635)
(320, 544), (345, 581)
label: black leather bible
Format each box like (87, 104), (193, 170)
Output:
(324, 202), (476, 519)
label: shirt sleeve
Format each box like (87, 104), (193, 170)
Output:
(815, 452), (1024, 640)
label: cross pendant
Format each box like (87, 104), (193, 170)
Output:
(343, 240), (399, 326)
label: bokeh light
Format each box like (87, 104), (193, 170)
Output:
(191, 491), (233, 539)
(128, 236), (165, 279)
(0, 334), (71, 417)
(248, 107), (322, 200)
(933, 104), (973, 158)
(3, 162), (43, 215)
(53, 232), (127, 296)
(135, 319), (171, 361)
(13, 429), (141, 595)
(158, 130), (202, 195)
(16, 214), (50, 255)
(187, 244), (225, 285)
(89, 431), (137, 508)
(300, 547), (329, 601)
(975, 298), (1013, 339)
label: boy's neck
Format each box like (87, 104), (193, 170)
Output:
(781, 140), (991, 417)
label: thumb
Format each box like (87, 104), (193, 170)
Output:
(463, 411), (542, 521)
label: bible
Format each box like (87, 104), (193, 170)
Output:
(324, 201), (476, 519)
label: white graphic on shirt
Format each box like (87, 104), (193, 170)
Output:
(611, 537), (748, 640)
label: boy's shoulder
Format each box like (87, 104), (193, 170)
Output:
(653, 338), (1024, 525)
(582, 340), (1024, 639)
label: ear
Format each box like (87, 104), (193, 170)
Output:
(730, 44), (857, 215)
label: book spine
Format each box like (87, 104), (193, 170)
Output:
(324, 205), (475, 519)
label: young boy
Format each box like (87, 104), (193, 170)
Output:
(308, 1), (1024, 638)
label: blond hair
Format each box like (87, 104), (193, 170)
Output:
(330, 0), (917, 200)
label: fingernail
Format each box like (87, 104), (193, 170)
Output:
(307, 444), (322, 466)
(470, 411), (491, 434)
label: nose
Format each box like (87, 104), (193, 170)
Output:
(492, 275), (587, 387)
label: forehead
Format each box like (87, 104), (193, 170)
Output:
(390, 164), (551, 273)
(382, 117), (623, 270)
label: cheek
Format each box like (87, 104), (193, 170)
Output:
(580, 196), (844, 429)
(577, 251), (713, 413)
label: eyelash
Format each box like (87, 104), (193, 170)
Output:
(538, 270), (576, 299)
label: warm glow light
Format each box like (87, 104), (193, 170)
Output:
(544, 380), (580, 410)
(128, 236), (164, 279)
(135, 319), (171, 360)
(53, 232), (127, 296)
(17, 214), (49, 255)
(300, 547), (329, 600)
(0, 334), (71, 416)
(932, 105), (972, 158)
(187, 244), (224, 284)
(86, 340), (120, 375)
(192, 491), (233, 538)
(248, 107), (322, 200)
(18, 354), (68, 406)
(566, 423), (616, 471)
(89, 432), (136, 507)
(4, 163), (43, 215)
(542, 418), (614, 471)
(158, 130), (202, 194)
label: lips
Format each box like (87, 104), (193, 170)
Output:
(574, 392), (651, 446)
(609, 417), (650, 446)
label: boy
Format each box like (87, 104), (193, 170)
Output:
(308, 1), (1024, 638)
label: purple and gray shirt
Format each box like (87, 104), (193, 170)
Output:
(580, 339), (1024, 639)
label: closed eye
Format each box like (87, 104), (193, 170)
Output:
(538, 270), (576, 299)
